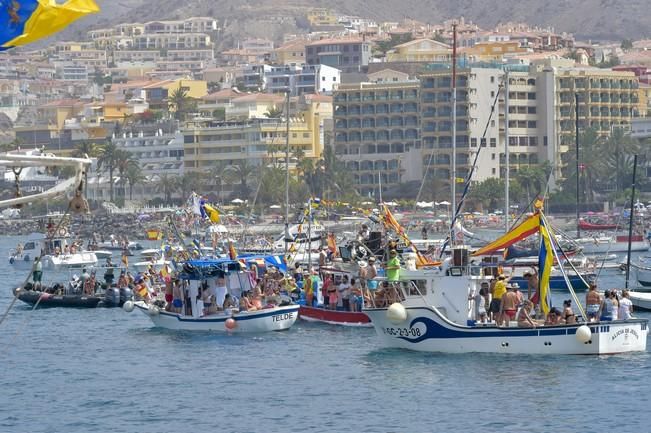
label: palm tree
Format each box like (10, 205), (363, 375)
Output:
(223, 160), (258, 199)
(124, 164), (146, 200)
(155, 174), (179, 204)
(601, 127), (640, 195)
(168, 85), (196, 121)
(179, 171), (207, 199)
(115, 150), (139, 199)
(97, 142), (120, 202)
(515, 162), (551, 207)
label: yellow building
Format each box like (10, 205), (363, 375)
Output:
(307, 9), (338, 27)
(273, 40), (307, 66)
(461, 41), (527, 62)
(36, 99), (85, 129)
(386, 38), (451, 62)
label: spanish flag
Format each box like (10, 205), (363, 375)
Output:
(203, 203), (220, 223)
(472, 213), (540, 256)
(382, 205), (404, 236)
(1, 0), (100, 50)
(538, 217), (553, 315)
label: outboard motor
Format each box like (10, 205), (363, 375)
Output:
(119, 287), (134, 306)
(103, 287), (121, 307)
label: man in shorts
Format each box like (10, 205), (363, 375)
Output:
(585, 283), (601, 322)
(490, 275), (507, 324)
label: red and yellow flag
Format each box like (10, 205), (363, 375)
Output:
(472, 213), (541, 256)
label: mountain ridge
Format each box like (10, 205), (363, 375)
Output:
(61, 0), (650, 43)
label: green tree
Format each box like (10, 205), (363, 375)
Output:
(621, 39), (634, 51)
(168, 85), (197, 121)
(124, 163), (146, 200)
(115, 150), (139, 199)
(515, 162), (552, 206)
(97, 141), (120, 202)
(178, 171), (207, 199)
(601, 127), (641, 195)
(155, 174), (179, 204)
(223, 160), (258, 199)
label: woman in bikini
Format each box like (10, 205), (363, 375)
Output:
(517, 300), (537, 328)
(562, 299), (576, 324)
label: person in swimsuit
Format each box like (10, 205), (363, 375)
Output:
(544, 307), (563, 325)
(585, 283), (601, 322)
(517, 300), (537, 328)
(562, 299), (576, 324)
(499, 283), (519, 326)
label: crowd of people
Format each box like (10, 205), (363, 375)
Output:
(471, 270), (635, 328)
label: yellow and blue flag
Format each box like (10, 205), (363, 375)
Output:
(538, 218), (553, 315)
(1, 0), (100, 50)
(203, 203), (220, 223)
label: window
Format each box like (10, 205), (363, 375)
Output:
(333, 77), (336, 81)
(471, 138), (477, 147)
(527, 120), (537, 128)
(322, 76), (326, 81)
(490, 138), (496, 147)
(491, 120), (495, 127)
(529, 136), (538, 146)
(480, 138), (487, 147)
(492, 167), (496, 175)
(292, 133), (297, 138)
(543, 136), (548, 146)
(491, 153), (496, 160)
(490, 76), (495, 83)
(527, 106), (536, 114)
(490, 91), (495, 98)
(527, 92), (536, 100)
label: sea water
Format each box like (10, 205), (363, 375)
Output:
(0, 235), (649, 433)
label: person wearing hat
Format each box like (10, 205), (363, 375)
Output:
(499, 283), (519, 326)
(386, 250), (401, 282)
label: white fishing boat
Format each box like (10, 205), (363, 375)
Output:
(125, 258), (298, 332)
(629, 291), (651, 311)
(132, 256), (169, 273)
(132, 302), (299, 332)
(364, 207), (648, 355)
(9, 234), (98, 271)
(572, 234), (649, 254)
(364, 268), (647, 355)
(629, 262), (651, 290)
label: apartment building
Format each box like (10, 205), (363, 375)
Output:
(265, 64), (340, 95)
(333, 81), (421, 197)
(305, 39), (371, 73)
(132, 33), (211, 50)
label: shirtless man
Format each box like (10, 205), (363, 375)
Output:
(500, 284), (519, 326)
(585, 283), (601, 322)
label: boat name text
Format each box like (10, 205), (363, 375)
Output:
(611, 327), (638, 341)
(382, 327), (422, 337)
(272, 312), (294, 322)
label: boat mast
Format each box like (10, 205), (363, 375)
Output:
(378, 171), (383, 204)
(307, 198), (312, 273)
(574, 93), (581, 239)
(450, 22), (457, 245)
(625, 154), (638, 289)
(284, 91), (290, 254)
(504, 69), (510, 233)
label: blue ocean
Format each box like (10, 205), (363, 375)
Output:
(1, 235), (649, 433)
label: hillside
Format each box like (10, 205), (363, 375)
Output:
(58, 0), (651, 43)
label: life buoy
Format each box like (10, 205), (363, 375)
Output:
(354, 245), (368, 259)
(58, 228), (67, 237)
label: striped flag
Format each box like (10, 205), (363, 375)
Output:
(472, 213), (540, 256)
(538, 218), (553, 315)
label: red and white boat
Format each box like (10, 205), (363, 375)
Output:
(578, 219), (618, 231)
(299, 305), (371, 327)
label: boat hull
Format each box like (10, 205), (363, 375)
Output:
(630, 291), (651, 311)
(577, 239), (649, 254)
(14, 289), (104, 308)
(299, 305), (372, 327)
(632, 264), (651, 288)
(41, 252), (98, 270)
(365, 306), (647, 354)
(135, 302), (299, 332)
